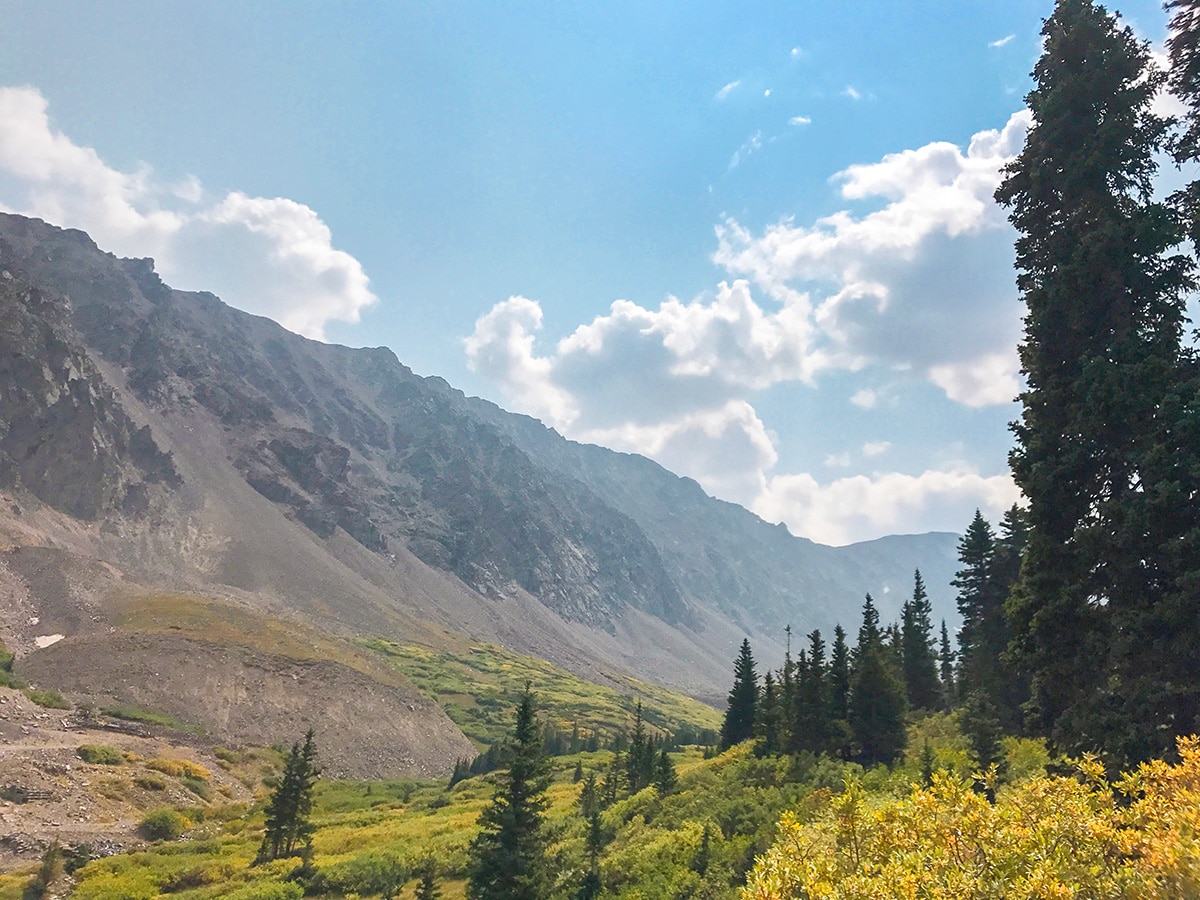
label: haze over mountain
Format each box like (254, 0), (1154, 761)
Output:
(0, 213), (959, 768)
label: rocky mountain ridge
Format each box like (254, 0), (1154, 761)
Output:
(0, 214), (960, 754)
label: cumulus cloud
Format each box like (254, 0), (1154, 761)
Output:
(714, 108), (1030, 403)
(789, 115), (812, 126)
(0, 86), (374, 340)
(465, 111), (1032, 543)
(754, 468), (1021, 546)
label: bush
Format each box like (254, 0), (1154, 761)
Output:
(77, 745), (124, 765)
(133, 774), (168, 791)
(25, 689), (69, 709)
(138, 808), (189, 841)
(145, 757), (211, 780)
(221, 882), (304, 900)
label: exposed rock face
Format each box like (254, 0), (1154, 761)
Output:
(0, 268), (177, 520)
(0, 212), (959, 706)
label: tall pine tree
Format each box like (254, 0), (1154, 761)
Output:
(466, 683), (550, 900)
(900, 570), (940, 711)
(719, 639), (759, 750)
(255, 729), (320, 864)
(997, 0), (1195, 764)
(848, 595), (908, 765)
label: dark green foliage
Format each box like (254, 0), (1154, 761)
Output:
(719, 639), (758, 750)
(953, 509), (1026, 732)
(828, 626), (850, 724)
(998, 0), (1199, 766)
(654, 749), (677, 796)
(900, 571), (940, 711)
(1169, 0), (1200, 245)
(919, 741), (936, 788)
(848, 595), (908, 765)
(757, 672), (783, 755)
(139, 807), (188, 841)
(938, 620), (955, 710)
(255, 730), (320, 864)
(466, 683), (550, 900)
(415, 860), (441, 900)
(791, 632), (829, 755)
(625, 701), (656, 793)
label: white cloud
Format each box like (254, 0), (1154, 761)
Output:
(729, 131), (764, 169)
(789, 115), (812, 126)
(791, 47), (802, 57)
(764, 89), (772, 98)
(753, 468), (1021, 546)
(843, 86), (862, 100)
(0, 86), (375, 340)
(989, 34), (1015, 48)
(715, 80), (741, 101)
(850, 388), (876, 409)
(465, 112), (1031, 543)
(714, 109), (1030, 404)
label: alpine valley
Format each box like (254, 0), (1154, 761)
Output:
(0, 212), (958, 784)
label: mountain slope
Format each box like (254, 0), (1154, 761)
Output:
(0, 213), (959, 709)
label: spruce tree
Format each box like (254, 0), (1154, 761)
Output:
(758, 671), (783, 755)
(654, 749), (677, 796)
(937, 619), (955, 710)
(256, 729), (320, 864)
(997, 0), (1194, 764)
(849, 595), (908, 765)
(792, 631), (830, 754)
(900, 570), (940, 711)
(829, 625), (850, 722)
(719, 639), (758, 750)
(466, 683), (550, 900)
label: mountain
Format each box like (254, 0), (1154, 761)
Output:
(0, 213), (960, 764)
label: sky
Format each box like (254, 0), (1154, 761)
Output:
(0, 0), (1175, 545)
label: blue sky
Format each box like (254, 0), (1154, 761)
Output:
(0, 1), (1174, 544)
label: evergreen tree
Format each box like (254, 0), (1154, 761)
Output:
(466, 683), (550, 900)
(415, 861), (442, 900)
(758, 671), (783, 755)
(719, 639), (758, 750)
(900, 570), (940, 711)
(829, 625), (850, 722)
(654, 749), (677, 796)
(625, 702), (654, 793)
(997, 0), (1195, 764)
(849, 595), (908, 765)
(255, 729), (320, 864)
(937, 619), (956, 711)
(792, 631), (830, 754)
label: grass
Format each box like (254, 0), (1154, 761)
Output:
(364, 639), (721, 748)
(102, 703), (204, 732)
(24, 688), (69, 709)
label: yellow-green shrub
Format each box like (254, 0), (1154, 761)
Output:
(743, 736), (1200, 899)
(145, 757), (211, 780)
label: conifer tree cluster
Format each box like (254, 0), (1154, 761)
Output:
(720, 571), (943, 766)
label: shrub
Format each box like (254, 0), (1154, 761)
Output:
(77, 745), (124, 766)
(180, 775), (211, 800)
(221, 881), (304, 900)
(145, 757), (211, 780)
(133, 774), (168, 791)
(138, 808), (189, 841)
(25, 688), (69, 709)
